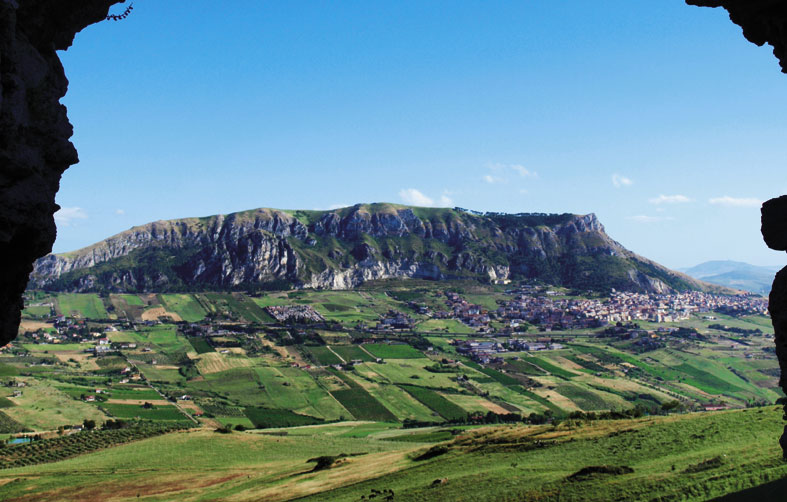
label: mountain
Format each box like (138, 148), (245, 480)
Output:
(679, 260), (782, 295)
(30, 203), (729, 294)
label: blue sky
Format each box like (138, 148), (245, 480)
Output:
(54, 0), (787, 269)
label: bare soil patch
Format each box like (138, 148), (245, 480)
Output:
(141, 307), (182, 322)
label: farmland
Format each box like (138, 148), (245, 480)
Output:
(54, 293), (108, 319)
(0, 409), (784, 501)
(159, 294), (207, 322)
(3, 285), (783, 500)
(364, 343), (424, 359)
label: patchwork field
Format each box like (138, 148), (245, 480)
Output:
(7, 287), (782, 500)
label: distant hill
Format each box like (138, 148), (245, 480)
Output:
(679, 260), (782, 295)
(30, 203), (731, 294)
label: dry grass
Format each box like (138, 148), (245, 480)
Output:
(106, 399), (171, 406)
(18, 320), (52, 332)
(480, 401), (512, 414)
(54, 352), (100, 371)
(195, 353), (254, 375)
(227, 450), (415, 502)
(530, 380), (581, 412)
(141, 307), (182, 322)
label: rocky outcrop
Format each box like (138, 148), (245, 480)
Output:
(687, 0), (787, 73)
(30, 204), (725, 295)
(761, 196), (787, 458)
(0, 0), (123, 345)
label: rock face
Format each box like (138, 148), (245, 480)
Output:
(761, 196), (787, 458)
(686, 0), (787, 73)
(0, 0), (123, 346)
(30, 204), (724, 295)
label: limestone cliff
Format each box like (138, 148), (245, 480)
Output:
(31, 204), (724, 294)
(0, 0), (123, 345)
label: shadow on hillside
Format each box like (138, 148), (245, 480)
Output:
(711, 474), (787, 502)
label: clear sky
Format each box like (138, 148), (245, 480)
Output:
(53, 0), (787, 269)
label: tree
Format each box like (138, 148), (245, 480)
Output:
(83, 419), (96, 430)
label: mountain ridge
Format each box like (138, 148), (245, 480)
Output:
(31, 203), (732, 294)
(679, 260), (781, 295)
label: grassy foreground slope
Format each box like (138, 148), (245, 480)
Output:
(1, 408), (785, 501)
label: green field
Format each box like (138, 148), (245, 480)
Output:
(119, 295), (144, 306)
(159, 294), (207, 322)
(416, 319), (476, 334)
(186, 368), (265, 407)
(400, 385), (467, 421)
(526, 355), (580, 379)
(186, 336), (214, 354)
(243, 407), (323, 428)
(555, 383), (620, 411)
(100, 403), (185, 421)
(55, 293), (108, 319)
(105, 388), (162, 401)
(329, 370), (397, 422)
(22, 343), (90, 353)
(330, 345), (375, 362)
(363, 383), (439, 422)
(303, 345), (343, 366)
(253, 367), (348, 420)
(22, 305), (52, 317)
(363, 343), (424, 359)
(504, 357), (548, 376)
(132, 325), (190, 356)
(359, 359), (463, 391)
(203, 293), (274, 323)
(1, 379), (107, 430)
(0, 364), (18, 377)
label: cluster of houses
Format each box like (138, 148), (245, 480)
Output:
(374, 310), (415, 332)
(265, 305), (325, 323)
(443, 292), (493, 331)
(492, 288), (768, 332)
(22, 318), (139, 356)
(453, 338), (564, 363)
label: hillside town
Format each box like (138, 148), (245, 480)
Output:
(443, 286), (768, 334)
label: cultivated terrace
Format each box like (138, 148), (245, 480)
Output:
(0, 281), (780, 500)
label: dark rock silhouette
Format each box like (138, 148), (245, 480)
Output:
(761, 196), (787, 458)
(686, 1), (787, 73)
(0, 0), (123, 346)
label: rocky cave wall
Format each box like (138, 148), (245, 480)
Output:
(761, 197), (787, 457)
(0, 0), (123, 345)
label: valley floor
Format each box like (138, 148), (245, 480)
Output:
(0, 408), (786, 501)
(4, 286), (784, 500)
